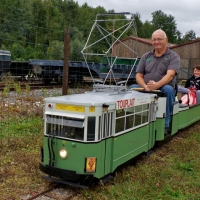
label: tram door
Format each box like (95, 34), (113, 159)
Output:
(100, 111), (114, 175)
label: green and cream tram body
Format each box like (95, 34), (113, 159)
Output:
(39, 84), (200, 188)
(40, 85), (157, 186)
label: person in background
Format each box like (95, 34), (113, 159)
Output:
(178, 65), (200, 105)
(178, 65), (200, 94)
(185, 65), (200, 89)
(129, 29), (180, 133)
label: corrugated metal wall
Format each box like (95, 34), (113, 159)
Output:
(114, 38), (200, 59)
(113, 38), (200, 80)
(171, 41), (200, 58)
(114, 38), (153, 58)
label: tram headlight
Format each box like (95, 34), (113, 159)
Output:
(59, 148), (68, 159)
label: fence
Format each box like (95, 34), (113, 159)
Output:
(178, 58), (200, 81)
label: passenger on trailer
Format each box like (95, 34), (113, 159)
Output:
(129, 29), (180, 132)
(178, 65), (200, 104)
(185, 65), (200, 89)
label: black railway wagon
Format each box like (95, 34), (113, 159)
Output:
(10, 61), (32, 80)
(29, 57), (139, 84)
(30, 59), (63, 84)
(29, 59), (86, 85)
(0, 50), (12, 74)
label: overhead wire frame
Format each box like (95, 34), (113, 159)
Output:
(81, 12), (139, 92)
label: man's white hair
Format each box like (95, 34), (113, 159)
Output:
(152, 29), (167, 39)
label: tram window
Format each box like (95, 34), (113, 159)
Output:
(116, 109), (125, 117)
(87, 117), (95, 141)
(143, 104), (149, 110)
(115, 117), (125, 133)
(115, 109), (125, 133)
(98, 112), (113, 138)
(108, 112), (113, 137)
(135, 105), (142, 113)
(134, 114), (142, 126)
(46, 115), (84, 141)
(98, 116), (101, 140)
(46, 115), (84, 127)
(115, 103), (149, 134)
(142, 111), (149, 123)
(126, 114), (134, 129)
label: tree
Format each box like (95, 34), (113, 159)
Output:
(140, 20), (154, 39)
(182, 30), (196, 43)
(55, 0), (79, 29)
(70, 38), (84, 61)
(69, 27), (84, 61)
(151, 10), (179, 43)
(10, 43), (26, 61)
(132, 12), (143, 38)
(47, 40), (64, 60)
(0, 0), (31, 49)
(174, 30), (182, 44)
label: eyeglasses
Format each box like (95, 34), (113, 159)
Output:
(152, 38), (165, 42)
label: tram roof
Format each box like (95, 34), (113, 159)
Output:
(44, 89), (156, 107)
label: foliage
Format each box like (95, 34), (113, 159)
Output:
(132, 12), (155, 39)
(70, 38), (84, 61)
(13, 82), (21, 94)
(47, 40), (64, 60)
(69, 27), (85, 61)
(182, 30), (196, 43)
(151, 10), (179, 43)
(140, 20), (155, 39)
(0, 0), (198, 62)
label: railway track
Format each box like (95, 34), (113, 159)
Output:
(0, 79), (134, 93)
(25, 183), (77, 200)
(0, 83), (63, 91)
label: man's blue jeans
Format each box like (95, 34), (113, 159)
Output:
(160, 85), (175, 128)
(129, 84), (141, 89)
(129, 84), (175, 128)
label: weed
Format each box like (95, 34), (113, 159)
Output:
(26, 84), (30, 94)
(41, 88), (48, 97)
(177, 162), (194, 174)
(53, 87), (62, 96)
(2, 83), (11, 97)
(13, 82), (21, 94)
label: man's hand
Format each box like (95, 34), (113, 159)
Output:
(144, 84), (150, 91)
(147, 80), (159, 90)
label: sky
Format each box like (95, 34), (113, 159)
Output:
(76, 0), (200, 37)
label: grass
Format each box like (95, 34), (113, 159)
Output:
(1, 120), (200, 200)
(0, 116), (50, 200)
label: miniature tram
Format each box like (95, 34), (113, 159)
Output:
(39, 13), (200, 188)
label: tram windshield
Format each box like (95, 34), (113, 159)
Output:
(45, 115), (84, 141)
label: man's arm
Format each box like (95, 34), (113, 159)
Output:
(147, 69), (176, 90)
(136, 73), (150, 91)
